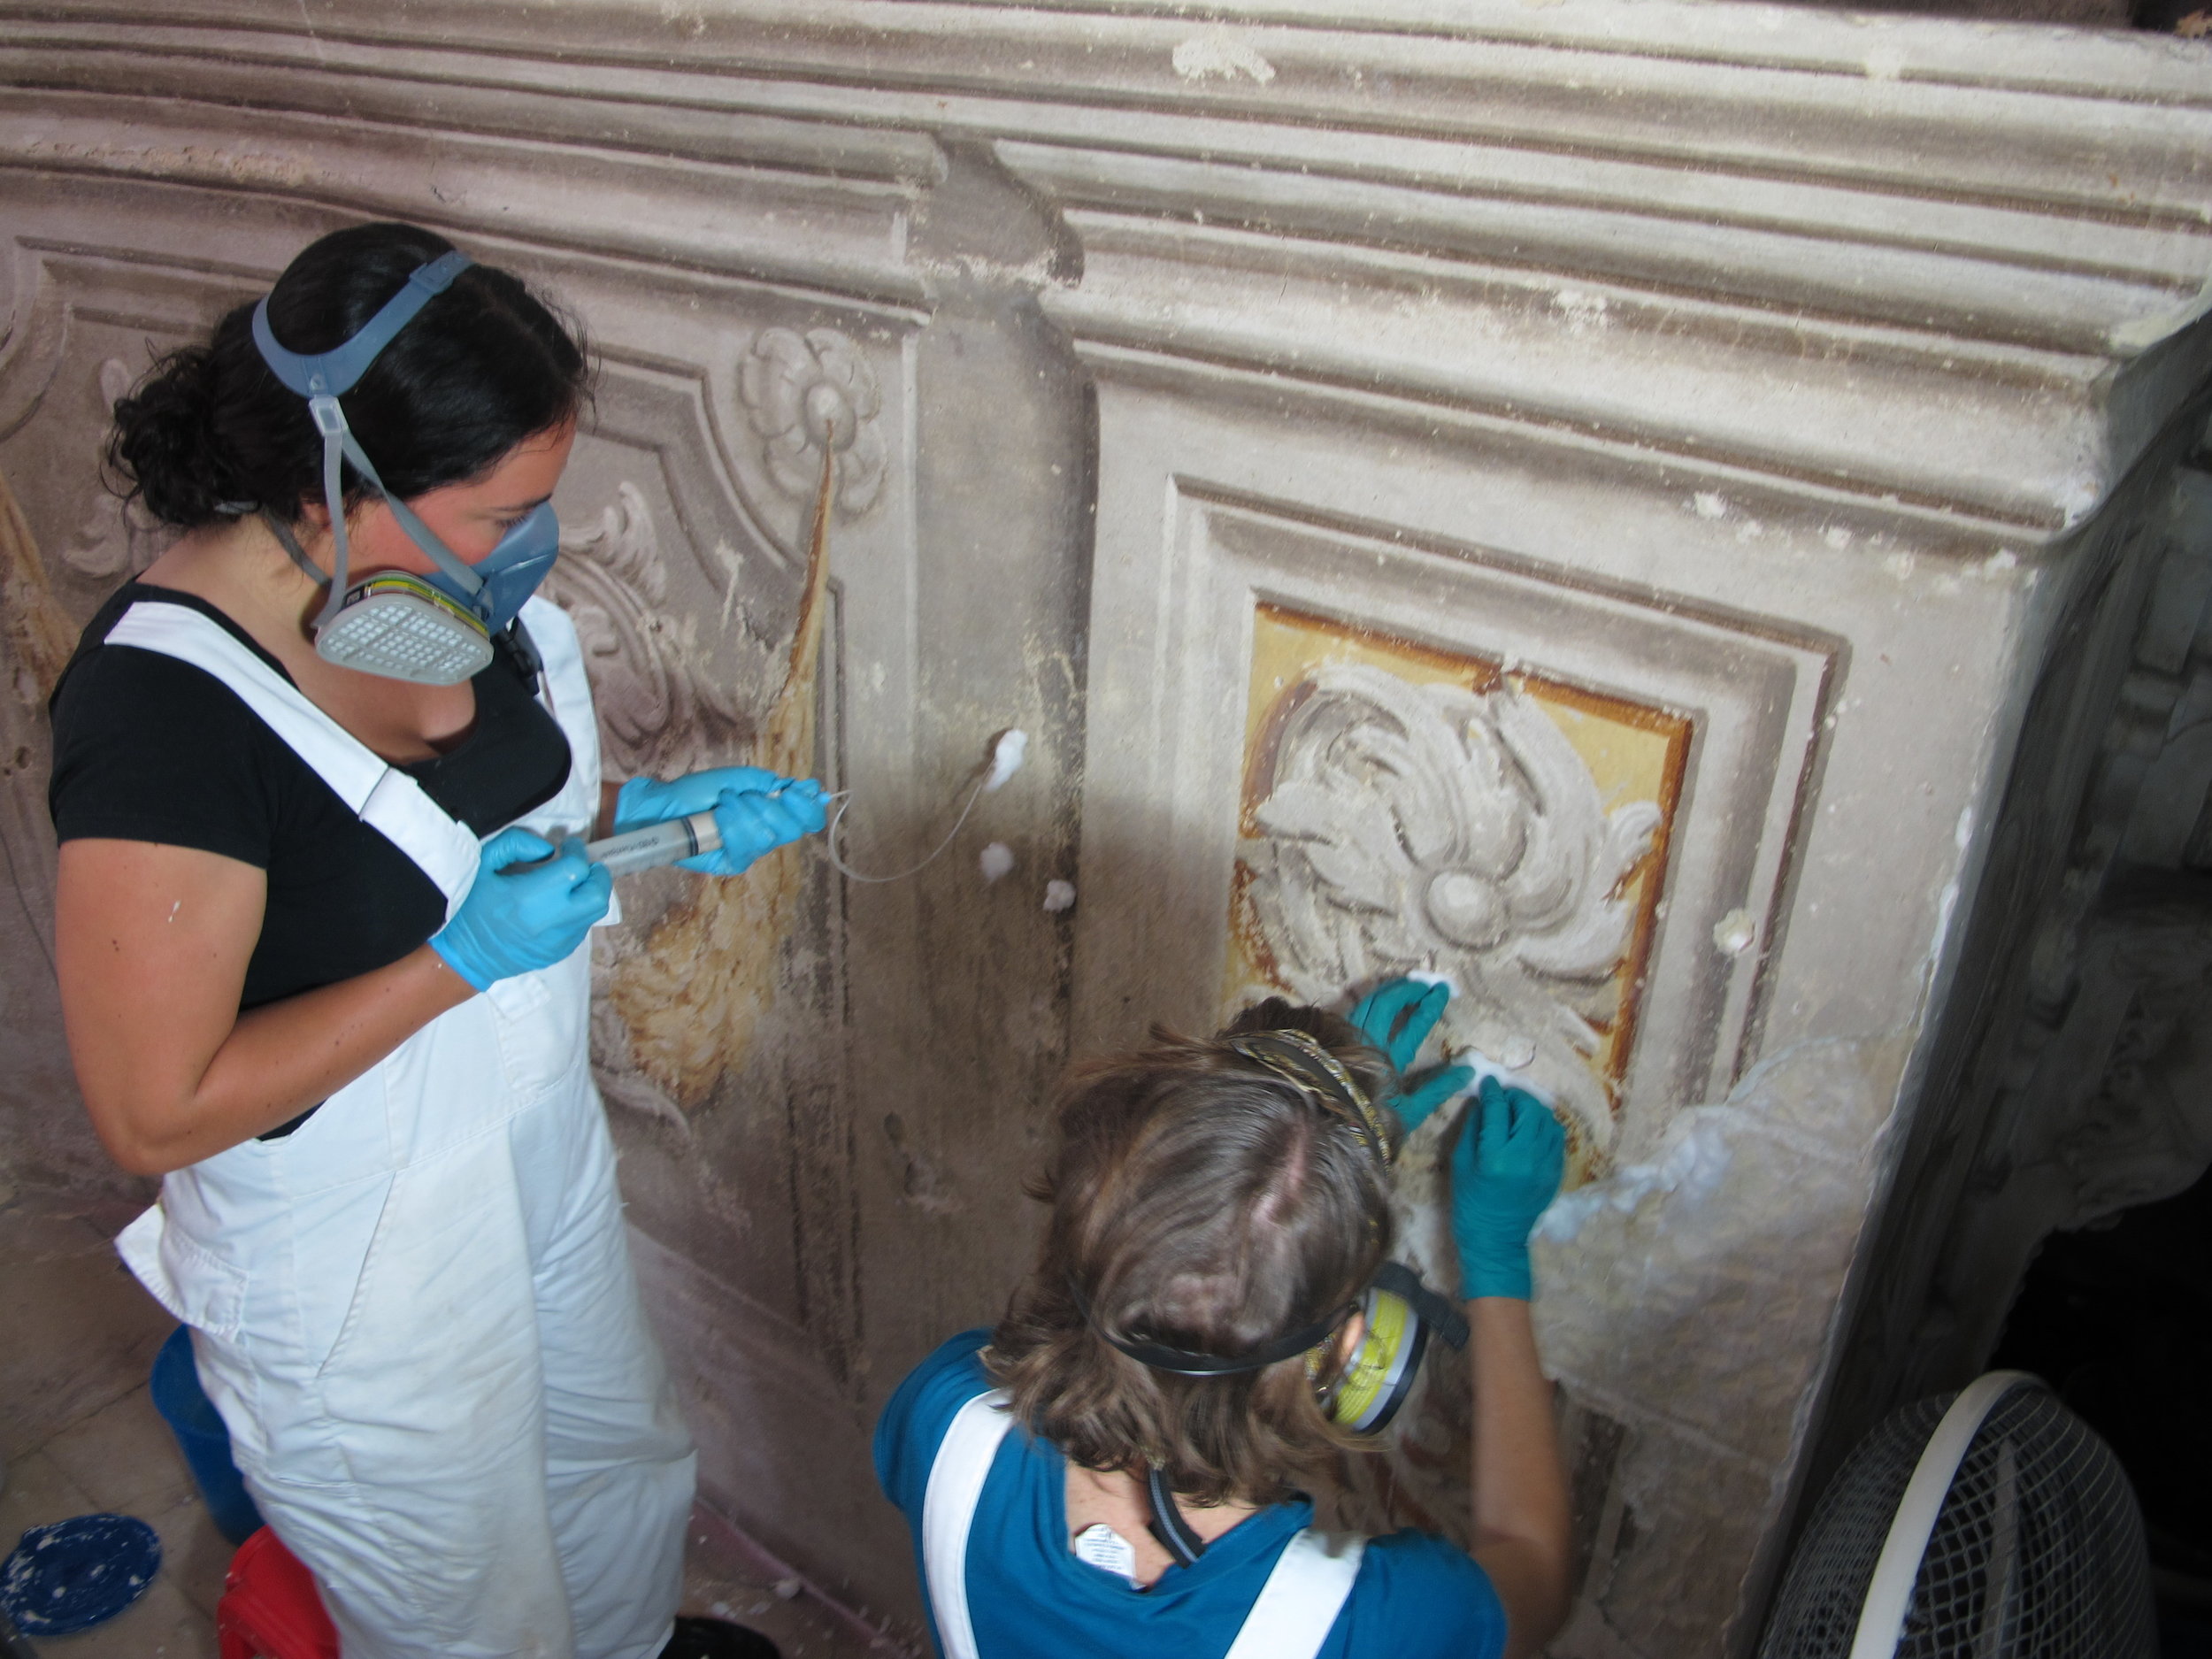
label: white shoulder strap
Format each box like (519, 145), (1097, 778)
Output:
(920, 1389), (1017, 1659)
(1222, 1529), (1367, 1659)
(104, 601), (482, 909)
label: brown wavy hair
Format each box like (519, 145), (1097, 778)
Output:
(985, 998), (1398, 1507)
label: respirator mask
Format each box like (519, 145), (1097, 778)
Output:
(1078, 1026), (1468, 1565)
(251, 250), (560, 686)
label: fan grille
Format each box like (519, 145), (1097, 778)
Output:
(1760, 1382), (2155, 1658)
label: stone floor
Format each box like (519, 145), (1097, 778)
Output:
(0, 1189), (893, 1657)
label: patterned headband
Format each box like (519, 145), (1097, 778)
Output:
(1223, 1028), (1393, 1164)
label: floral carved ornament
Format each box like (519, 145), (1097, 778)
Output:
(1241, 662), (1661, 1156)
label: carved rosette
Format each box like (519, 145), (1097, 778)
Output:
(738, 326), (885, 518)
(1242, 662), (1659, 1153)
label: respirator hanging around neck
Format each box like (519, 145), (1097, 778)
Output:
(250, 250), (561, 685)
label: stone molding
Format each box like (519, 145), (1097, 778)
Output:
(4, 0), (2209, 528)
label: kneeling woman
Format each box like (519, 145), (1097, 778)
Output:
(875, 982), (1572, 1659)
(50, 221), (822, 1658)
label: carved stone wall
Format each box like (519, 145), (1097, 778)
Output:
(2, 4), (2208, 1653)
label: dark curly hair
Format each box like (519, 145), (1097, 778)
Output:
(105, 221), (588, 531)
(986, 998), (1401, 1508)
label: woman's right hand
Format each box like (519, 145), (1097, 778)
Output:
(429, 828), (611, 992)
(1449, 1078), (1566, 1302)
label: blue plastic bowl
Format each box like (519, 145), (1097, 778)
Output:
(0, 1513), (160, 1633)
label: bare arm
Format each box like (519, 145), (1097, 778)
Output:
(55, 838), (475, 1175)
(1467, 1296), (1573, 1659)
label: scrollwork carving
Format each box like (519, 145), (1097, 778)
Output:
(543, 481), (752, 782)
(1243, 663), (1659, 1149)
(64, 358), (159, 581)
(738, 326), (885, 517)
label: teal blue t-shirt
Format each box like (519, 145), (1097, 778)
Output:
(873, 1331), (1508, 1659)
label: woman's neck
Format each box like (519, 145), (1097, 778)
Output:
(139, 518), (480, 764)
(1064, 1463), (1261, 1589)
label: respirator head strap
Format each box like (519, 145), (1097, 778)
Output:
(251, 252), (480, 629)
(1070, 1278), (1350, 1378)
(1145, 1466), (1209, 1568)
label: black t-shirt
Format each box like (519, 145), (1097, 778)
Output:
(48, 582), (572, 1013)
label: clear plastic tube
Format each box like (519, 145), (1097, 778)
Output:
(580, 809), (721, 877)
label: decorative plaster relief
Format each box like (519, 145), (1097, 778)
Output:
(60, 357), (149, 581)
(738, 326), (886, 518)
(604, 453), (840, 1110)
(542, 480), (753, 785)
(1073, 481), (1835, 1143)
(1232, 618), (1678, 1160)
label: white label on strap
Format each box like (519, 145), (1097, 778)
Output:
(921, 1390), (1017, 1659)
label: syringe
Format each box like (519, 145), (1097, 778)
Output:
(577, 810), (722, 877)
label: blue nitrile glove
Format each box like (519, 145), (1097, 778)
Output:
(1351, 977), (1475, 1132)
(430, 828), (612, 993)
(685, 779), (827, 876)
(1448, 1076), (1567, 1301)
(611, 766), (784, 833)
(614, 767), (829, 876)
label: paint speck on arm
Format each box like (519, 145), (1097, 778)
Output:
(167, 901), (180, 924)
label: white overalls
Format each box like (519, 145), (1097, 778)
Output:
(922, 1391), (1367, 1659)
(108, 595), (693, 1659)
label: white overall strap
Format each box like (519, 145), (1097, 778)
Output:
(920, 1389), (1017, 1659)
(104, 601), (482, 910)
(1221, 1528), (1368, 1659)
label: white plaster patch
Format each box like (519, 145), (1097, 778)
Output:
(1551, 288), (1610, 331)
(1823, 525), (1853, 550)
(1985, 549), (2020, 574)
(1712, 909), (1758, 955)
(1171, 29), (1277, 83)
(1042, 879), (1076, 913)
(2058, 476), (2102, 526)
(1692, 492), (1729, 520)
(1882, 550), (1916, 581)
(1532, 1104), (1736, 1244)
(1863, 45), (1904, 81)
(979, 841), (1015, 882)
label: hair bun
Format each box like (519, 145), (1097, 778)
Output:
(106, 341), (254, 528)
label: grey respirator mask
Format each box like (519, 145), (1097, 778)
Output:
(1076, 1027), (1468, 1568)
(251, 250), (560, 686)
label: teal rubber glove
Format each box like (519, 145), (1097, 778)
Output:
(1351, 977), (1475, 1131)
(1449, 1076), (1567, 1301)
(430, 828), (612, 993)
(613, 768), (828, 876)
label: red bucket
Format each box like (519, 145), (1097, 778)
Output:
(216, 1527), (340, 1659)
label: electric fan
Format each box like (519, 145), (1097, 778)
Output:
(1759, 1371), (2157, 1658)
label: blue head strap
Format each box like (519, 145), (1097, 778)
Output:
(251, 250), (490, 627)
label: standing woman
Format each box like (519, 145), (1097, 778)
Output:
(47, 221), (821, 1659)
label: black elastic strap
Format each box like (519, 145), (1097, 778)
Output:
(1371, 1259), (1470, 1350)
(1071, 1277), (1348, 1377)
(1146, 1466), (1207, 1568)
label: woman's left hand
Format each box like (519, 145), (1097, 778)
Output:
(615, 767), (827, 877)
(613, 765), (780, 833)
